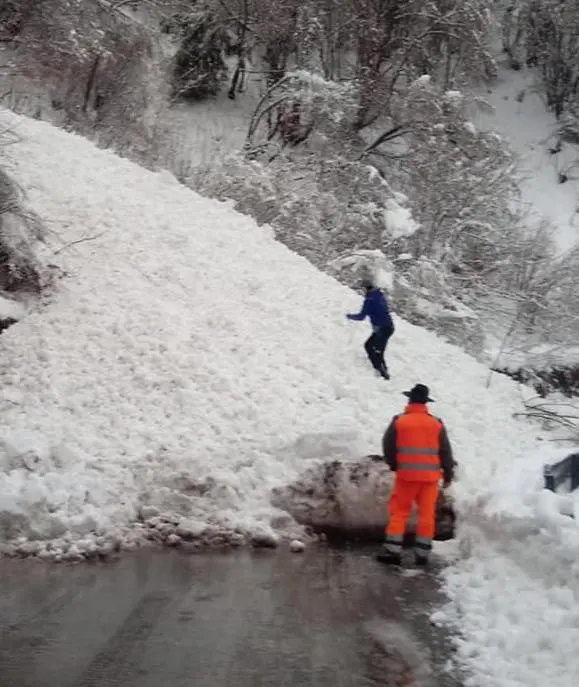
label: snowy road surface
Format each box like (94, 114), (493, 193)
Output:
(0, 548), (460, 687)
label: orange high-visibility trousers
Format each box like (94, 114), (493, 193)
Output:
(384, 478), (439, 555)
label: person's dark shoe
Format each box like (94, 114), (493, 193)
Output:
(376, 546), (401, 565)
(377, 365), (390, 380)
(415, 554), (429, 567)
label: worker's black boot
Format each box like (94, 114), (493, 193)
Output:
(376, 545), (401, 565)
(415, 553), (429, 567)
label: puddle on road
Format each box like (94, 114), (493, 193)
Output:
(0, 546), (462, 687)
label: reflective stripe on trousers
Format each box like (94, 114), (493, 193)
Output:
(385, 534), (433, 557)
(414, 535), (432, 557)
(383, 532), (403, 554)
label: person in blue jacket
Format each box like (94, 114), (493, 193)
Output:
(346, 278), (394, 379)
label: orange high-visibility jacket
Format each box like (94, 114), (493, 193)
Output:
(382, 404), (454, 482)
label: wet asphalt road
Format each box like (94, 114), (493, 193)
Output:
(0, 547), (461, 687)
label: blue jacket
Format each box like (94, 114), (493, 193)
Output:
(347, 289), (393, 330)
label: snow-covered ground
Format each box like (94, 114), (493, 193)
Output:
(474, 63), (579, 253)
(1, 106), (579, 685)
(0, 294), (25, 321)
(434, 443), (579, 686)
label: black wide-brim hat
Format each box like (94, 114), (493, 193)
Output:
(403, 384), (434, 403)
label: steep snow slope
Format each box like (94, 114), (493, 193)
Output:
(0, 107), (544, 547)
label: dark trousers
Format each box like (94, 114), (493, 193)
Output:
(364, 325), (393, 377)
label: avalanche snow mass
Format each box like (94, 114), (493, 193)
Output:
(0, 107), (541, 544)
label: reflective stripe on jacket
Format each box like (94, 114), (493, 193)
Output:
(383, 404), (449, 482)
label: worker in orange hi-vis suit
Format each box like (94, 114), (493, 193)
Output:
(377, 384), (455, 567)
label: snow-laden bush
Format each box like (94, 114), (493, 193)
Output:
(246, 71), (358, 152)
(466, 218), (579, 383)
(0, 121), (46, 326)
(329, 249), (397, 293)
(522, 253), (579, 358)
(384, 76), (520, 285)
(190, 154), (280, 227)
(0, 163), (44, 299)
(192, 71), (411, 266)
(195, 145), (488, 354)
(192, 151), (414, 268)
(541, 249), (579, 344)
(394, 257), (485, 356)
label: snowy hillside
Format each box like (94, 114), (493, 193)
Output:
(1, 105), (579, 686)
(168, 60), (579, 257)
(475, 64), (579, 253)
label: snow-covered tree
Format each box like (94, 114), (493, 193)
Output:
(347, 0), (497, 129)
(170, 2), (231, 99)
(246, 70), (357, 152)
(381, 76), (519, 286)
(502, 0), (579, 118)
(199, 0), (497, 122)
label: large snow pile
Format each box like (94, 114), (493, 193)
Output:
(0, 108), (544, 555)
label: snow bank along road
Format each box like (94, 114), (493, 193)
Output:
(0, 108), (578, 687)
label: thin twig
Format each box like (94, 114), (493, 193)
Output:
(52, 231), (106, 256)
